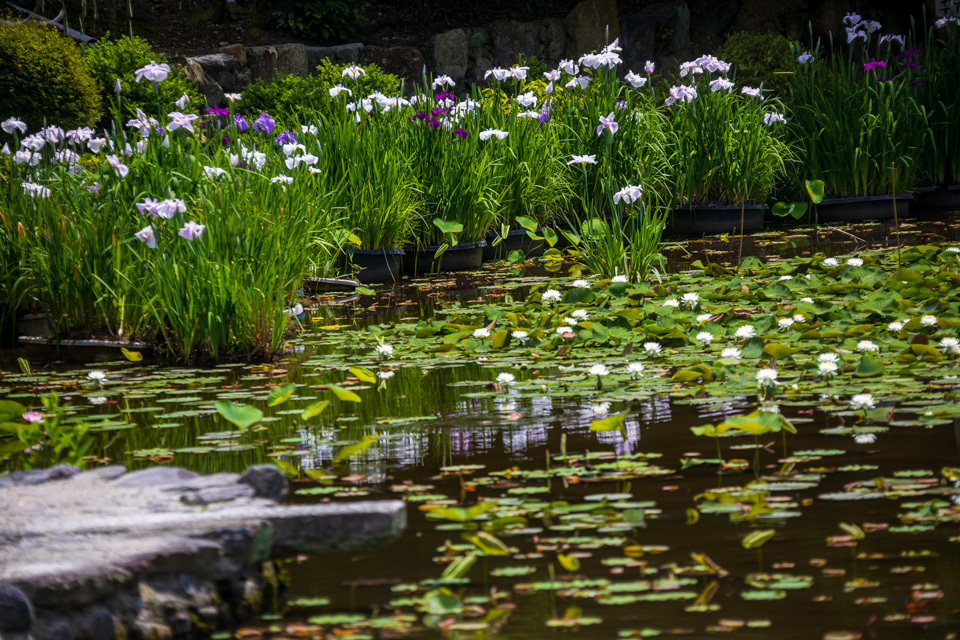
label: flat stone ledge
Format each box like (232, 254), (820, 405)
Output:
(0, 464), (405, 639)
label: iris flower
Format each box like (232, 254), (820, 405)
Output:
(178, 221), (206, 241)
(135, 225), (157, 248)
(568, 154), (597, 166)
(596, 112), (618, 136)
(625, 71), (647, 88)
(613, 184), (642, 204)
(134, 61), (171, 83)
(2, 117), (27, 135)
(167, 112), (200, 133)
(106, 154), (129, 178)
(341, 64), (366, 79)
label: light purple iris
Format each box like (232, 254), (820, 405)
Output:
(596, 112), (618, 137)
(178, 221), (206, 241)
(254, 113), (276, 134)
(234, 114), (249, 131)
(135, 225), (157, 249)
(167, 112), (200, 133)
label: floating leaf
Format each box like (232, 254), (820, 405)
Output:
(214, 401), (263, 430)
(328, 384), (362, 403)
(120, 347), (143, 362)
(267, 383), (296, 407)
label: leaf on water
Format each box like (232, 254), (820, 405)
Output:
(348, 366), (377, 383)
(267, 383), (296, 407)
(214, 401), (263, 430)
(558, 553), (581, 572)
(742, 529), (776, 549)
(301, 400), (330, 421)
(328, 384), (362, 403)
(590, 413), (626, 436)
(120, 347), (143, 362)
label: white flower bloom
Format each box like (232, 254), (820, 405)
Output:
(920, 315), (938, 327)
(203, 166), (226, 179)
(681, 292), (700, 308)
(797, 52), (814, 64)
(87, 370), (107, 381)
(778, 318), (795, 330)
(709, 77), (734, 92)
(791, 314), (805, 323)
(1, 117), (27, 135)
(856, 340), (879, 352)
(563, 316), (577, 325)
(21, 182), (50, 198)
(87, 396), (107, 405)
(818, 361), (838, 376)
(721, 347), (741, 359)
(496, 372), (516, 385)
(613, 184), (643, 204)
(854, 433), (877, 445)
(661, 298), (680, 308)
(175, 93), (191, 109)
(378, 370), (395, 380)
(801, 297), (814, 303)
(696, 313), (712, 323)
(341, 64), (366, 79)
(611, 275), (629, 283)
(644, 60), (655, 74)
(565, 75), (590, 90)
(756, 368), (778, 386)
(741, 86), (762, 98)
(625, 71), (647, 88)
(627, 362), (644, 375)
(558, 59), (579, 75)
(135, 61), (171, 83)
(818, 353), (839, 363)
(432, 74), (455, 88)
(479, 128), (508, 141)
(270, 175), (294, 185)
(696, 331), (713, 345)
(763, 112), (786, 126)
(846, 257), (864, 267)
(850, 393), (876, 410)
(373, 344), (394, 358)
(822, 257), (839, 267)
(511, 330), (529, 341)
(516, 91), (538, 108)
(644, 342), (662, 356)
(572, 309), (589, 319)
(542, 289), (561, 304)
(568, 154), (597, 165)
(473, 328), (491, 339)
(591, 402), (611, 416)
(589, 364), (610, 377)
(572, 279), (590, 288)
(887, 321), (904, 332)
(938, 337), (960, 354)
(735, 325), (755, 339)
(556, 326), (574, 335)
(225, 93), (242, 102)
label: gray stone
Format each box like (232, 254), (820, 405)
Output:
(183, 58), (225, 107)
(190, 53), (240, 93)
(429, 29), (469, 84)
(87, 607), (114, 640)
(247, 44), (308, 83)
(219, 43), (247, 67)
(465, 27), (488, 49)
(360, 46), (427, 92)
(112, 466), (199, 489)
(305, 43), (364, 70)
(7, 465), (82, 486)
(180, 484), (255, 505)
(565, 0), (620, 57)
(239, 465), (287, 502)
(0, 582), (33, 632)
(620, 2), (693, 73)
(71, 466), (127, 483)
(488, 19), (565, 69)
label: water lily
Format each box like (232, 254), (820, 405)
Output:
(511, 330), (529, 341)
(473, 328), (491, 339)
(778, 318), (795, 330)
(822, 257), (839, 267)
(496, 372), (515, 385)
(589, 364), (610, 377)
(135, 225), (157, 249)
(920, 315), (938, 327)
(735, 325), (755, 339)
(572, 279), (590, 288)
(378, 370), (395, 380)
(756, 368), (778, 387)
(853, 433), (877, 445)
(591, 402), (611, 416)
(887, 321), (904, 332)
(178, 221), (205, 241)
(661, 298), (680, 308)
(856, 340), (879, 353)
(721, 347), (741, 359)
(87, 396), (107, 405)
(801, 297), (814, 303)
(135, 61), (170, 83)
(846, 257), (864, 267)
(850, 393), (876, 410)
(563, 316), (578, 325)
(611, 275), (628, 283)
(375, 344), (393, 357)
(681, 292), (700, 309)
(818, 361), (838, 376)
(87, 370), (106, 383)
(22, 411), (43, 423)
(792, 313), (805, 323)
(627, 362), (644, 377)
(643, 341), (662, 356)
(542, 289), (561, 304)
(568, 154), (597, 166)
(572, 309), (589, 319)
(696, 313), (712, 323)
(696, 331), (713, 345)
(556, 326), (573, 335)
(939, 337), (960, 354)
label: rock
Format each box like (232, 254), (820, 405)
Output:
(190, 53), (240, 93)
(112, 466), (199, 489)
(688, 0), (739, 47)
(620, 2), (692, 73)
(182, 58), (225, 107)
(429, 29), (469, 84)
(305, 43), (364, 70)
(247, 44), (309, 83)
(239, 465), (288, 502)
(219, 43), (247, 67)
(180, 484), (255, 505)
(71, 466), (127, 483)
(7, 465), (82, 486)
(565, 0), (620, 58)
(488, 19), (565, 68)
(87, 607), (114, 640)
(731, 0), (804, 34)
(360, 46), (427, 92)
(0, 582), (34, 632)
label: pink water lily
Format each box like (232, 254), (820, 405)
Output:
(178, 221), (205, 241)
(22, 411), (43, 423)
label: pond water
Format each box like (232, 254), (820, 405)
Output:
(2, 215), (960, 639)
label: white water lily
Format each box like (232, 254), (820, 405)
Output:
(511, 330), (529, 341)
(556, 326), (574, 335)
(854, 433), (877, 444)
(591, 402), (611, 416)
(571, 309), (589, 319)
(696, 331), (713, 345)
(721, 347), (741, 359)
(473, 328), (491, 339)
(792, 313), (805, 323)
(572, 279), (591, 288)
(756, 368), (778, 387)
(589, 364), (610, 377)
(818, 361), (838, 376)
(87, 396), (107, 405)
(696, 313), (712, 323)
(542, 289), (561, 304)
(563, 316), (578, 325)
(378, 370), (395, 380)
(920, 315), (938, 327)
(611, 275), (629, 283)
(87, 370), (106, 382)
(939, 337), (960, 354)
(735, 325), (755, 339)
(496, 372), (516, 385)
(778, 318), (795, 330)
(850, 393), (876, 410)
(643, 342), (662, 356)
(887, 321), (904, 332)
(661, 298), (680, 308)
(856, 340), (879, 352)
(822, 257), (839, 267)
(681, 292), (700, 309)
(375, 344), (394, 356)
(627, 362), (644, 376)
(800, 297), (814, 303)
(846, 257), (864, 267)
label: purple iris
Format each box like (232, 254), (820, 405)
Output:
(537, 109), (551, 124)
(434, 91), (455, 102)
(206, 106), (229, 116)
(863, 59), (886, 71)
(453, 128), (467, 139)
(234, 114), (249, 132)
(222, 134), (231, 146)
(275, 130), (297, 145)
(412, 111), (427, 122)
(87, 182), (101, 195)
(254, 112), (276, 134)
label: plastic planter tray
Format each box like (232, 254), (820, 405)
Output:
(814, 194), (912, 223)
(669, 204), (766, 235)
(482, 229), (546, 261)
(337, 248), (405, 284)
(404, 240), (487, 276)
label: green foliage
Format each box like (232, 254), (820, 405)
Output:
(0, 22), (102, 129)
(83, 35), (202, 122)
(255, 0), (368, 43)
(718, 31), (797, 96)
(241, 60), (399, 121)
(0, 393), (93, 470)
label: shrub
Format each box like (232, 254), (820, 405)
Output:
(718, 31), (797, 96)
(240, 60), (400, 121)
(0, 22), (102, 129)
(253, 0), (369, 43)
(83, 35), (202, 122)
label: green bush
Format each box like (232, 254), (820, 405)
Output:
(718, 31), (797, 96)
(83, 35), (202, 122)
(0, 22), (102, 130)
(254, 0), (368, 43)
(241, 60), (400, 121)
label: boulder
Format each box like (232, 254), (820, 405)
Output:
(565, 0), (620, 58)
(488, 19), (565, 68)
(190, 53), (240, 93)
(239, 465), (288, 502)
(112, 466), (199, 489)
(360, 46), (427, 92)
(182, 58), (225, 107)
(219, 43), (247, 67)
(247, 44), (309, 83)
(429, 29), (469, 84)
(0, 582), (34, 633)
(620, 2), (692, 74)
(305, 43), (364, 71)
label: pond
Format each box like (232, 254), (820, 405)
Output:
(2, 216), (960, 639)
